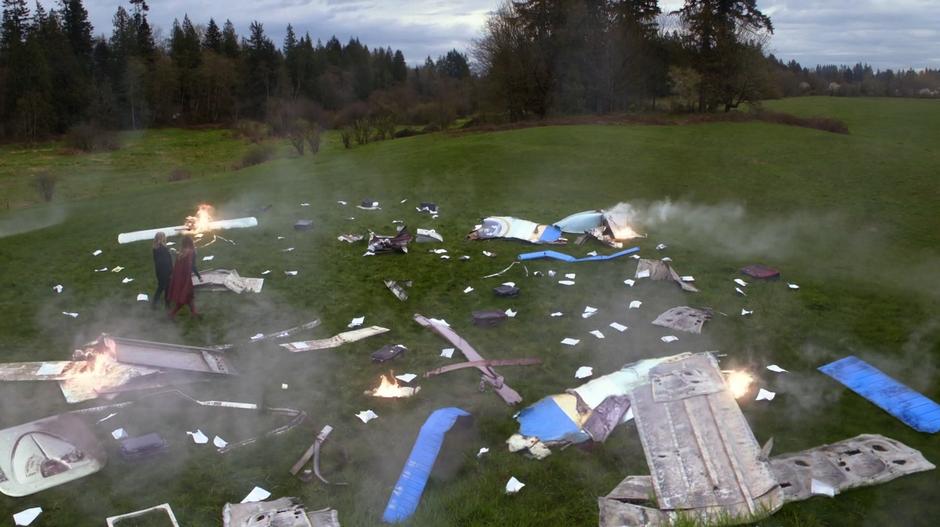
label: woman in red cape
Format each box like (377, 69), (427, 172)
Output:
(167, 235), (202, 319)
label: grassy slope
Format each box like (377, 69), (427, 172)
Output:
(0, 97), (938, 526)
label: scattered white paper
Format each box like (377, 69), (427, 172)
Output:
(355, 410), (378, 423)
(463, 286), (474, 294)
(166, 242), (175, 246)
(565, 273), (576, 279)
(96, 412), (118, 424)
(741, 308), (753, 316)
(395, 373), (417, 383)
(550, 312), (563, 317)
(561, 338), (580, 346)
(656, 243), (667, 250)
(277, 235), (286, 240)
(558, 280), (575, 286)
(547, 270), (556, 277)
(477, 447), (489, 458)
(756, 388), (777, 401)
(111, 266), (124, 273)
(282, 247), (295, 252)
(505, 476), (525, 494)
(250, 333), (264, 341)
(681, 275), (695, 282)
(186, 429), (209, 444)
(122, 277), (134, 284)
(636, 269), (651, 279)
(661, 257), (672, 262)
(440, 255), (450, 260)
(609, 322), (628, 332)
(52, 284), (63, 293)
(502, 282), (515, 287)
(767, 364), (788, 373)
(281, 383), (289, 389)
(400, 198), (408, 203)
(582, 306), (598, 316)
(202, 255), (215, 261)
(460, 255), (470, 260)
(111, 428), (128, 440)
(631, 254), (641, 259)
(13, 507), (42, 526)
(348, 316), (365, 328)
(300, 202), (310, 207)
(788, 283), (800, 290)
(734, 278), (748, 287)
(811, 479), (835, 497)
(735, 287), (747, 296)
(482, 251), (494, 257)
(661, 335), (679, 343)
(36, 362), (66, 376)
(589, 330), (605, 339)
(136, 293), (149, 302)
(586, 250), (598, 257)
(337, 200), (348, 205)
(624, 279), (635, 287)
(62, 311), (79, 318)
(95, 267), (109, 272)
(505, 308), (517, 318)
(285, 270), (298, 276)
(575, 366), (594, 379)
(241, 486), (272, 503)
(431, 249), (448, 254)
(213, 435), (228, 448)
(92, 249), (102, 256)
(629, 300), (642, 309)
(261, 270), (271, 275)
(440, 348), (455, 358)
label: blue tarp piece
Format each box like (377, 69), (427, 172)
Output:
(819, 355), (940, 433)
(518, 246), (640, 262)
(516, 397), (583, 442)
(538, 225), (563, 243)
(382, 407), (471, 523)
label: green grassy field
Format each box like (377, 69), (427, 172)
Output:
(0, 96), (938, 526)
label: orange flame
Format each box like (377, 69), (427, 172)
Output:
(185, 204), (215, 234)
(369, 373), (420, 398)
(726, 370), (754, 399)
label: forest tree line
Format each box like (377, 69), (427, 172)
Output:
(1, 0), (938, 142)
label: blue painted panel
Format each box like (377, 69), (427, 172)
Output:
(518, 246), (640, 262)
(516, 397), (582, 442)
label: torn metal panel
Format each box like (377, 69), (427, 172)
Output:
(635, 259), (699, 293)
(367, 227), (412, 254)
(472, 310), (508, 327)
(0, 414), (106, 497)
(250, 319), (322, 343)
(414, 314), (522, 405)
(770, 434), (935, 503)
(384, 280), (411, 301)
(281, 326), (390, 352)
(598, 498), (671, 527)
(741, 264), (780, 279)
(467, 217), (563, 244)
(194, 269), (264, 294)
(106, 503), (180, 527)
(80, 335), (236, 375)
(117, 216), (258, 244)
(371, 344), (407, 363)
(294, 219), (314, 230)
(424, 358), (542, 378)
(651, 307), (711, 334)
(631, 353), (783, 518)
(554, 210), (604, 234)
(291, 425), (345, 485)
(415, 228), (443, 243)
(582, 395), (631, 442)
(57, 360), (166, 404)
(337, 234), (363, 243)
(223, 498), (340, 527)
(493, 284), (520, 297)
(0, 361), (81, 381)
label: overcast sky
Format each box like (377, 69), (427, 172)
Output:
(79, 0), (939, 70)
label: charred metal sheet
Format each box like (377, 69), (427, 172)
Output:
(631, 353), (783, 517)
(84, 335), (236, 375)
(194, 269), (264, 293)
(582, 395), (631, 443)
(223, 497), (340, 527)
(106, 503), (180, 527)
(635, 259), (699, 293)
(0, 413), (106, 497)
(57, 360), (165, 404)
(250, 319), (322, 343)
(366, 227), (412, 254)
(384, 280), (411, 301)
(770, 434), (935, 503)
(424, 358), (542, 378)
(414, 314), (522, 405)
(493, 284), (520, 297)
(281, 326), (390, 352)
(371, 344), (407, 363)
(651, 307), (711, 334)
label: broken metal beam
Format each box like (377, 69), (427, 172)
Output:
(424, 358), (542, 378)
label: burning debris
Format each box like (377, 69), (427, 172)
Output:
(366, 373), (420, 398)
(117, 204), (258, 244)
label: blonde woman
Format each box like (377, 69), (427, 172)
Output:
(152, 232), (173, 309)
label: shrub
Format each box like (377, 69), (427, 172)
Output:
(340, 128), (352, 149)
(232, 120), (270, 144)
(168, 168), (192, 182)
(64, 123), (121, 152)
(352, 119), (372, 145)
(394, 128), (422, 139)
(306, 124), (321, 154)
(33, 171), (57, 202)
(238, 144), (276, 169)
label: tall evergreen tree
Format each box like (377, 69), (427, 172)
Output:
(220, 19), (238, 57)
(203, 17), (221, 52)
(61, 0), (93, 63)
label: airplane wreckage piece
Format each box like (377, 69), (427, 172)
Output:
(117, 216), (258, 244)
(223, 497), (340, 527)
(0, 413), (106, 497)
(467, 217), (563, 244)
(280, 326), (390, 352)
(651, 306), (711, 334)
(384, 280), (411, 302)
(635, 259), (699, 293)
(291, 425), (345, 485)
(106, 503), (180, 527)
(250, 319), (321, 343)
(81, 335), (236, 375)
(414, 314), (523, 405)
(518, 247), (640, 263)
(554, 208), (644, 248)
(194, 269), (264, 293)
(366, 227), (412, 255)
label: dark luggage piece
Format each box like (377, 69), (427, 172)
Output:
(741, 264), (780, 279)
(493, 285), (520, 298)
(371, 344), (407, 362)
(120, 433), (169, 461)
(361, 199), (379, 208)
(472, 310), (508, 327)
(294, 219), (314, 230)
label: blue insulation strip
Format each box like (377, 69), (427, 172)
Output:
(819, 355), (940, 433)
(518, 246), (640, 262)
(516, 397), (582, 442)
(382, 407), (471, 523)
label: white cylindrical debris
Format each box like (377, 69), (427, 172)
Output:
(117, 217), (258, 244)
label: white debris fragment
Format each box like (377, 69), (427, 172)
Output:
(337, 200), (348, 205)
(135, 293), (149, 302)
(96, 412), (118, 424)
(756, 388), (776, 401)
(355, 410), (378, 423)
(277, 236), (286, 240)
(250, 333), (264, 341)
(477, 447), (489, 458)
(213, 435), (228, 448)
(575, 366), (594, 379)
(429, 318), (450, 327)
(586, 251), (598, 257)
(582, 306), (598, 318)
(281, 247), (295, 252)
(261, 270), (271, 275)
(348, 316), (365, 328)
(656, 243), (667, 250)
(767, 364), (788, 373)
(565, 273), (576, 279)
(36, 362), (66, 375)
(505, 476), (525, 494)
(111, 428), (128, 440)
(52, 284), (63, 293)
(502, 282), (515, 287)
(281, 383), (289, 390)
(681, 275), (695, 282)
(122, 277), (134, 284)
(561, 338), (580, 346)
(558, 280), (575, 286)
(631, 254), (641, 259)
(629, 300), (642, 309)
(589, 330), (605, 339)
(300, 202), (310, 207)
(811, 479), (836, 497)
(788, 283), (800, 290)
(285, 270), (298, 276)
(92, 249), (103, 256)
(440, 255), (450, 260)
(241, 486), (272, 504)
(460, 255), (470, 261)
(483, 251), (495, 257)
(431, 249), (448, 254)
(609, 322), (628, 332)
(624, 279), (635, 287)
(95, 267), (108, 272)
(111, 266), (124, 273)
(636, 269), (651, 279)
(400, 199), (408, 203)
(735, 287), (747, 296)
(186, 429), (209, 444)
(734, 278), (748, 287)
(395, 373), (418, 383)
(624, 407), (635, 422)
(505, 308), (518, 318)
(661, 335), (679, 343)
(440, 348), (455, 358)
(203, 255), (215, 261)
(547, 270), (556, 278)
(13, 507), (42, 526)
(661, 257), (672, 262)
(741, 309), (753, 316)
(463, 286), (474, 294)
(62, 311), (79, 318)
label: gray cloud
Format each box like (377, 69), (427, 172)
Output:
(78, 0), (938, 69)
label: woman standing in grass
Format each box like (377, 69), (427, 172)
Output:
(167, 235), (202, 320)
(151, 232), (173, 309)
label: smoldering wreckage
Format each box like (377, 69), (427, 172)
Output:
(3, 202), (937, 526)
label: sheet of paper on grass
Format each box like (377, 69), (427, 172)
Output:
(505, 308), (517, 318)
(477, 447), (489, 458)
(241, 486), (272, 503)
(440, 348), (454, 358)
(561, 338), (580, 346)
(505, 476), (525, 494)
(629, 300), (642, 309)
(348, 316), (365, 328)
(624, 279), (635, 287)
(550, 312), (563, 317)
(661, 335), (679, 343)
(589, 330), (605, 339)
(92, 249), (102, 256)
(558, 280), (575, 286)
(741, 309), (753, 316)
(609, 322), (628, 332)
(187, 429), (209, 444)
(756, 388), (776, 401)
(213, 436), (228, 448)
(356, 410), (378, 423)
(136, 293), (149, 302)
(395, 373), (417, 383)
(788, 283), (800, 289)
(13, 507), (42, 526)
(734, 278), (748, 287)
(767, 364), (788, 373)
(575, 366), (593, 379)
